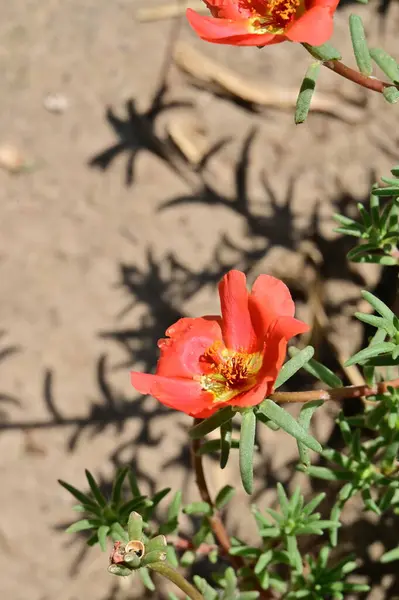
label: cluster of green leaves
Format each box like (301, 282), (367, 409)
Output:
(299, 292), (399, 565)
(344, 290), (399, 374)
(59, 467), (170, 550)
(187, 485), (367, 599)
(59, 468), (175, 591)
(295, 11), (399, 124)
(334, 167), (399, 266)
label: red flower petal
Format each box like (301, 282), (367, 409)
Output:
(286, 6), (334, 45)
(271, 315), (309, 341)
(229, 380), (269, 408)
(218, 270), (257, 351)
(130, 372), (213, 416)
(186, 9), (279, 46)
(157, 317), (222, 378)
(252, 275), (296, 318)
(203, 0), (247, 19)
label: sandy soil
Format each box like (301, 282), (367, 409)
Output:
(1, 1), (399, 599)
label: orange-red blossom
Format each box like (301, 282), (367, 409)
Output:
(131, 270), (308, 418)
(186, 0), (340, 47)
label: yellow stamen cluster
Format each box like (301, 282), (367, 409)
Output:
(199, 341), (262, 403)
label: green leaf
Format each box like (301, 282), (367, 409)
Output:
(183, 502), (212, 516)
(166, 545), (179, 567)
(111, 467), (129, 507)
(289, 347), (343, 387)
(233, 548), (260, 562)
(276, 482), (290, 516)
(98, 525), (110, 551)
(295, 62), (320, 124)
(128, 511), (143, 540)
(372, 186), (399, 197)
(297, 400), (324, 466)
(119, 496), (149, 517)
(142, 550), (167, 567)
(192, 521), (211, 548)
(333, 213), (358, 227)
(349, 15), (372, 75)
(275, 346), (314, 389)
(110, 522), (129, 542)
(298, 465), (350, 481)
(302, 492), (326, 516)
(238, 592), (260, 599)
(128, 470), (141, 497)
(255, 550), (273, 575)
(71, 504), (86, 512)
(370, 48), (399, 83)
(146, 535), (167, 554)
(344, 342), (397, 366)
(355, 313), (395, 336)
(180, 550), (196, 567)
(220, 419), (232, 469)
(259, 526), (281, 538)
(303, 42), (341, 61)
(196, 439), (240, 455)
(194, 576), (218, 600)
(330, 504), (341, 547)
(108, 564), (132, 577)
(65, 519), (95, 534)
(150, 487), (171, 510)
(85, 470), (107, 507)
(167, 491), (182, 521)
(189, 407), (234, 439)
(215, 485), (236, 510)
(334, 226), (363, 238)
(139, 567), (155, 591)
(381, 546), (399, 563)
(383, 86), (399, 104)
(239, 409), (257, 495)
(58, 479), (98, 510)
(287, 535), (302, 572)
(257, 400), (322, 453)
(347, 242), (380, 262)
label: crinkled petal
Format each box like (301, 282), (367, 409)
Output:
(218, 270), (257, 351)
(203, 0), (247, 19)
(130, 373), (213, 416)
(251, 275), (295, 318)
(286, 6), (334, 45)
(186, 9), (280, 46)
(157, 317), (222, 378)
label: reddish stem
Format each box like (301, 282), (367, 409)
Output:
(270, 377), (399, 404)
(323, 59), (394, 93)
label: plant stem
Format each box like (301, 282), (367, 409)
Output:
(323, 59), (393, 93)
(270, 376), (399, 404)
(303, 45), (396, 94)
(191, 432), (238, 559)
(190, 423), (274, 600)
(149, 562), (204, 600)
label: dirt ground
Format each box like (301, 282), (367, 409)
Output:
(1, 1), (399, 599)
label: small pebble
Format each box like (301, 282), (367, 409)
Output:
(43, 93), (70, 114)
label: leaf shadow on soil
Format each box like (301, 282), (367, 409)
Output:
(0, 330), (21, 422)
(88, 84), (193, 187)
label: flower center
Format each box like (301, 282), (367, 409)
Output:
(199, 341), (262, 403)
(246, 0), (302, 33)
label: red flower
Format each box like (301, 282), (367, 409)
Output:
(131, 271), (308, 418)
(186, 0), (340, 47)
